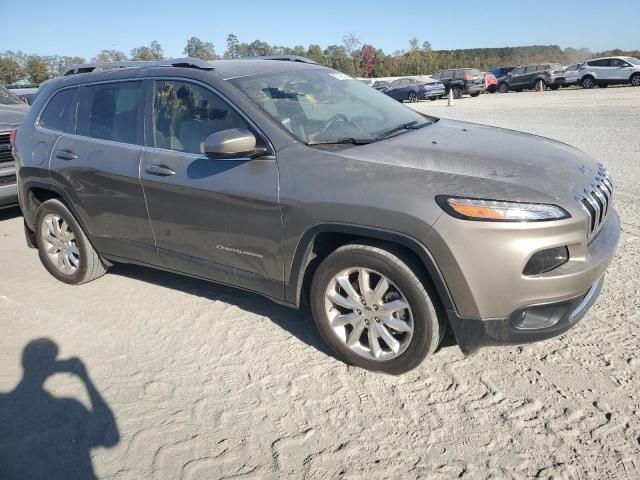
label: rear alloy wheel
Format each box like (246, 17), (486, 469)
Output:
(498, 83), (509, 93)
(35, 199), (107, 285)
(582, 76), (595, 89)
(311, 243), (442, 374)
(632, 74), (640, 87)
(451, 86), (462, 99)
(535, 79), (546, 91)
(408, 91), (418, 103)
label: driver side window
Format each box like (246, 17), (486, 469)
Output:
(152, 80), (250, 154)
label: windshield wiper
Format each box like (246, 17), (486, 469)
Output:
(375, 121), (431, 141)
(307, 137), (375, 146)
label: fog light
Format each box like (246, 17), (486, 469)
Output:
(523, 246), (569, 275)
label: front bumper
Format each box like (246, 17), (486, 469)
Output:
(449, 275), (604, 353)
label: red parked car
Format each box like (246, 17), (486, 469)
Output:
(484, 73), (497, 93)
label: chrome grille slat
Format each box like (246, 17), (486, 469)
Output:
(577, 165), (614, 241)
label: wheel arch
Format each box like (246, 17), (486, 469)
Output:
(23, 181), (91, 241)
(285, 224), (456, 316)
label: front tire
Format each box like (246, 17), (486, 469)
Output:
(470, 91), (480, 97)
(35, 199), (107, 285)
(310, 243), (442, 374)
(535, 79), (546, 91)
(581, 76), (595, 89)
(408, 91), (418, 103)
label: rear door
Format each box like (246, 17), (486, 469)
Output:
(49, 80), (157, 264)
(507, 67), (524, 87)
(609, 58), (633, 81)
(139, 79), (283, 298)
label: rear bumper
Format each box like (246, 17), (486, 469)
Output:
(466, 84), (485, 94)
(448, 275), (604, 354)
(0, 170), (18, 209)
(422, 87), (446, 98)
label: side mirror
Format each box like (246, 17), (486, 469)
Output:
(204, 128), (266, 160)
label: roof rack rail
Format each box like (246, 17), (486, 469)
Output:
(243, 55), (319, 65)
(63, 57), (215, 76)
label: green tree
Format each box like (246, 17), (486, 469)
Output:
(324, 45), (356, 76)
(130, 41), (164, 61)
(183, 37), (217, 60)
(224, 34), (240, 58)
(0, 57), (24, 85)
(306, 44), (326, 65)
(25, 55), (50, 84)
(92, 50), (128, 62)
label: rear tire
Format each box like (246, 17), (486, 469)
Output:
(632, 73), (640, 87)
(498, 82), (509, 93)
(451, 86), (462, 99)
(35, 199), (107, 285)
(581, 76), (595, 89)
(550, 85), (560, 90)
(310, 243), (442, 374)
(429, 96), (437, 101)
(470, 91), (480, 97)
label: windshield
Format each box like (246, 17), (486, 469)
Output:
(230, 69), (431, 144)
(626, 57), (640, 65)
(0, 85), (24, 105)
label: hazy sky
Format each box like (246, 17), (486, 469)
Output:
(2, 0), (638, 59)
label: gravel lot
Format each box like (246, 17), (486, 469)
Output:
(1, 87), (639, 479)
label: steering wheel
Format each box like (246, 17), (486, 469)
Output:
(317, 113), (350, 137)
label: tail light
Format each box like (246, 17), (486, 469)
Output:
(464, 75), (472, 80)
(9, 129), (16, 147)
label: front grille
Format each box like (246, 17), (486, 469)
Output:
(0, 174), (16, 186)
(577, 165), (614, 241)
(0, 132), (12, 166)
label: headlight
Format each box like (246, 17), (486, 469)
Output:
(436, 196), (571, 222)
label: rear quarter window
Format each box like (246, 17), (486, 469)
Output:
(39, 88), (77, 132)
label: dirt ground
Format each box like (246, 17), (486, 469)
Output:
(1, 87), (639, 479)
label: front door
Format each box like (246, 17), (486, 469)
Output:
(139, 79), (283, 298)
(50, 80), (157, 264)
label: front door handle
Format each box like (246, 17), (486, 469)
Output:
(146, 164), (176, 177)
(55, 149), (78, 161)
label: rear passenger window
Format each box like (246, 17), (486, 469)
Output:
(77, 82), (142, 144)
(152, 80), (251, 155)
(39, 88), (77, 132)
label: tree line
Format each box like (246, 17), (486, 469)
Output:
(2, 34), (638, 86)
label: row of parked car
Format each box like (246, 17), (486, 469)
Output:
(368, 55), (640, 102)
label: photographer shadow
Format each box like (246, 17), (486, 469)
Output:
(0, 338), (119, 480)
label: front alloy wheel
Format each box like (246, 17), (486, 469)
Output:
(408, 91), (418, 103)
(324, 267), (414, 361)
(310, 243), (442, 374)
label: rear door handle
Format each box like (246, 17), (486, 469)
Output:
(55, 150), (78, 161)
(145, 164), (176, 177)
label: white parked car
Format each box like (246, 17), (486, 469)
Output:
(562, 64), (582, 86)
(577, 56), (640, 89)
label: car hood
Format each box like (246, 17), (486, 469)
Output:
(0, 103), (29, 130)
(339, 118), (600, 205)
